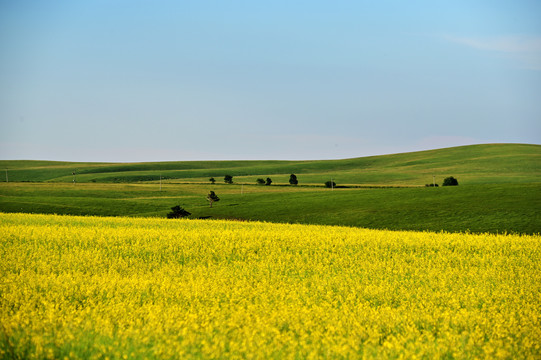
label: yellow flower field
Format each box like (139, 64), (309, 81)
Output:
(0, 212), (540, 359)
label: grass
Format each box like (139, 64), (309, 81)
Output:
(0, 181), (539, 234)
(1, 143), (540, 185)
(0, 144), (539, 234)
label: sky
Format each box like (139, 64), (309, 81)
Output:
(1, 0), (540, 162)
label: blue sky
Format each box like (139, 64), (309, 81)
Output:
(1, 0), (540, 161)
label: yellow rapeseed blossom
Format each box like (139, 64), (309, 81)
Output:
(0, 212), (540, 359)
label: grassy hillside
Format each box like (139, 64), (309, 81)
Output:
(1, 144), (539, 234)
(1, 144), (540, 185)
(1, 181), (539, 234)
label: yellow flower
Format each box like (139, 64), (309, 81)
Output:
(0, 212), (539, 359)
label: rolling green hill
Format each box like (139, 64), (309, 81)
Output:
(1, 143), (540, 185)
(1, 144), (540, 234)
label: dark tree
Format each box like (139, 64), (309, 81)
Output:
(256, 178), (265, 185)
(442, 176), (459, 186)
(207, 191), (220, 207)
(224, 175), (233, 184)
(167, 205), (191, 219)
(325, 180), (336, 188)
(209, 177), (216, 184)
(289, 174), (298, 185)
(265, 177), (272, 186)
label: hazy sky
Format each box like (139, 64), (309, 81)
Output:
(1, 1), (540, 162)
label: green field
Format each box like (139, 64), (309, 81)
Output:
(1, 144), (540, 234)
(1, 143), (539, 185)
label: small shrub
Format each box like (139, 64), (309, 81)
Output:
(167, 205), (191, 219)
(325, 180), (336, 188)
(265, 177), (272, 186)
(224, 175), (233, 184)
(209, 177), (216, 184)
(256, 178), (265, 185)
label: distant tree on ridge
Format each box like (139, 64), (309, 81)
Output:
(289, 174), (298, 185)
(442, 176), (459, 186)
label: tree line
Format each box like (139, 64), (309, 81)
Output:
(209, 174), (299, 186)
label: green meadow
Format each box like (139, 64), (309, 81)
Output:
(1, 143), (540, 234)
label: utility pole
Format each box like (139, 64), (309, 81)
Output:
(72, 171), (76, 185)
(5, 169), (8, 183)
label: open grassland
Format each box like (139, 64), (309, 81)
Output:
(0, 181), (539, 234)
(1, 213), (540, 359)
(1, 144), (540, 185)
(1, 144), (539, 234)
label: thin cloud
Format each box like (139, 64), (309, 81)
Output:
(445, 35), (541, 70)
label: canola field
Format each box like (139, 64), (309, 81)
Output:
(1, 213), (540, 359)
